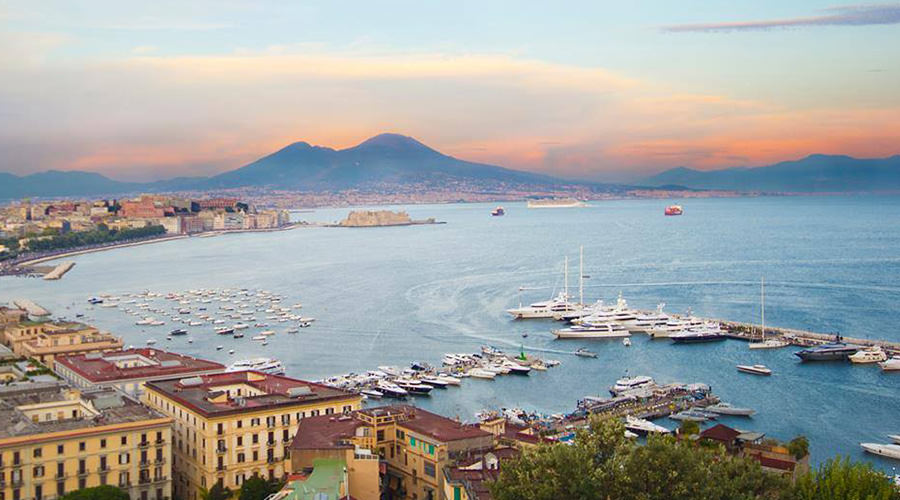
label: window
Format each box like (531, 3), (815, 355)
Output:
(237, 420), (243, 429)
(252, 434), (259, 444)
(33, 447), (42, 458)
(35, 485), (42, 500)
(156, 431), (163, 442)
(377, 430), (385, 441)
(423, 461), (436, 478)
(237, 436), (243, 446)
(121, 436), (128, 446)
(56, 462), (65, 478)
(57, 444), (64, 455)
(79, 441), (86, 452)
(325, 408), (334, 415)
(119, 452), (130, 465)
(100, 439), (107, 449)
(56, 481), (65, 496)
(33, 466), (44, 478)
(237, 453), (245, 463)
(396, 430), (405, 439)
(100, 456), (107, 471)
(79, 459), (86, 474)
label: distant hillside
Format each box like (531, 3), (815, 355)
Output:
(643, 154), (900, 192)
(0, 133), (570, 199)
(207, 133), (556, 190)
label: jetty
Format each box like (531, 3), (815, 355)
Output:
(43, 261), (75, 280)
(12, 299), (50, 317)
(716, 319), (900, 356)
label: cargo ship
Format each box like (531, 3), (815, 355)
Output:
(664, 205), (683, 216)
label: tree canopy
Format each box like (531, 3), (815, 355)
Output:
(59, 486), (129, 500)
(239, 476), (285, 500)
(489, 417), (899, 500)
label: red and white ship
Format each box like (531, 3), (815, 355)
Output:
(664, 205), (683, 216)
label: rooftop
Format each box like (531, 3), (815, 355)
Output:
(700, 423), (742, 443)
(55, 348), (225, 383)
(145, 371), (357, 418)
(0, 383), (168, 439)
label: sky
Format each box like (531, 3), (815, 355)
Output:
(1, 1), (899, 182)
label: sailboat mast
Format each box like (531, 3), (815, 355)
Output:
(579, 246), (584, 306)
(761, 277), (765, 340)
(564, 256), (569, 300)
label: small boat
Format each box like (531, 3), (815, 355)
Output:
(188, 339), (193, 344)
(170, 329), (188, 336)
(233, 323), (249, 330)
(468, 368), (496, 379)
(251, 336), (266, 341)
(146, 339), (157, 345)
(849, 347), (888, 364)
(860, 443), (900, 460)
(889, 434), (900, 445)
(434, 374), (462, 385)
(622, 338), (631, 347)
(215, 328), (234, 335)
(880, 356), (900, 371)
(575, 348), (597, 358)
(361, 389), (384, 399)
(88, 297), (104, 305)
(481, 345), (504, 356)
(216, 345), (223, 350)
(664, 205), (683, 216)
(228, 349), (234, 355)
(737, 364), (772, 376)
(286, 328), (299, 334)
(670, 411), (708, 422)
(491, 206), (505, 216)
(502, 362), (531, 375)
(233, 332), (244, 339)
(260, 330), (276, 336)
(705, 402), (756, 417)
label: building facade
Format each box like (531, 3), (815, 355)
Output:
(142, 371), (362, 500)
(0, 383), (173, 500)
(2, 321), (124, 368)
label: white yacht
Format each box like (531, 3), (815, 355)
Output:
(647, 316), (704, 338)
(610, 375), (655, 395)
(226, 357), (285, 375)
(748, 278), (790, 350)
(624, 415), (670, 435)
(849, 347), (888, 364)
(860, 443), (900, 460)
(553, 322), (631, 339)
(507, 291), (578, 319)
(468, 368), (497, 379)
(879, 356), (900, 371)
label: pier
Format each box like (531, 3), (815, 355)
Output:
(43, 261), (75, 280)
(12, 299), (50, 316)
(715, 319), (900, 356)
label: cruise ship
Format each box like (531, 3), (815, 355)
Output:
(526, 198), (586, 209)
(226, 357), (286, 375)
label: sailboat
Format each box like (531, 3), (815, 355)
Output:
(507, 256), (578, 319)
(748, 277), (789, 350)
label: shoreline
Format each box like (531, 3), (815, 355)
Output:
(3, 223), (305, 272)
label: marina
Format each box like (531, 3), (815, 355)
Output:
(3, 198), (900, 470)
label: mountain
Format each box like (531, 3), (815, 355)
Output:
(643, 154), (900, 192)
(207, 133), (555, 189)
(0, 134), (565, 199)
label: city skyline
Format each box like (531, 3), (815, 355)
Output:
(2, 1), (899, 182)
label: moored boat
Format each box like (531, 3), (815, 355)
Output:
(794, 342), (859, 362)
(879, 356), (900, 371)
(737, 364), (772, 376)
(860, 443), (900, 460)
(705, 402), (756, 417)
(849, 346), (888, 364)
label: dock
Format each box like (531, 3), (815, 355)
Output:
(715, 319), (900, 356)
(43, 261), (75, 280)
(12, 299), (50, 316)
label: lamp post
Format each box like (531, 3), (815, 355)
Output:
(343, 466), (349, 500)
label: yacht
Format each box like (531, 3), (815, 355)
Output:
(794, 342), (860, 362)
(376, 381), (408, 399)
(507, 291), (578, 319)
(468, 368), (496, 379)
(624, 415), (670, 435)
(501, 361), (531, 375)
(860, 443), (900, 460)
(434, 373), (462, 385)
(610, 375), (654, 395)
(749, 339), (790, 350)
(737, 364), (772, 376)
(574, 348), (597, 358)
(670, 324), (726, 344)
(226, 358), (285, 375)
(647, 316), (705, 339)
(888, 435), (900, 445)
(879, 356), (900, 371)
(360, 388), (383, 399)
(553, 321), (631, 339)
(849, 347), (888, 364)
(705, 402), (756, 417)
(749, 278), (790, 350)
(418, 376), (449, 388)
(394, 379), (433, 395)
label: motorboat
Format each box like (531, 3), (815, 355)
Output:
(251, 335), (266, 341)
(259, 330), (276, 336)
(737, 364), (772, 376)
(664, 205), (683, 216)
(610, 376), (654, 396)
(419, 376), (449, 388)
(360, 388), (383, 399)
(376, 381), (408, 399)
(394, 379), (433, 395)
(468, 368), (496, 379)
(146, 339), (156, 345)
(233, 332), (244, 339)
(794, 342), (860, 361)
(491, 206), (505, 216)
(704, 402), (756, 417)
(553, 322), (631, 339)
(215, 327), (234, 335)
(879, 356), (900, 371)
(434, 373), (462, 385)
(226, 357), (285, 375)
(501, 361), (531, 375)
(233, 323), (249, 330)
(624, 415), (670, 435)
(860, 443), (900, 460)
(849, 347), (888, 364)
(574, 348), (597, 358)
(889, 434), (900, 445)
(170, 329), (188, 336)
(622, 338), (631, 347)
(481, 346), (504, 356)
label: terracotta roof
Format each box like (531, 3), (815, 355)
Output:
(145, 371), (358, 418)
(753, 455), (797, 472)
(55, 348), (224, 383)
(700, 424), (741, 443)
(390, 405), (492, 443)
(292, 414), (362, 450)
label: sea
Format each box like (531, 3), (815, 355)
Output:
(2, 196), (899, 471)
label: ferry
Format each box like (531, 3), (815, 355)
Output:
(737, 364), (772, 376)
(664, 205), (683, 216)
(794, 342), (860, 362)
(226, 357), (285, 375)
(491, 206), (505, 216)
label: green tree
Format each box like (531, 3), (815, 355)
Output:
(679, 419), (700, 437)
(239, 476), (284, 500)
(788, 436), (810, 460)
(199, 483), (232, 500)
(59, 485), (129, 500)
(790, 457), (899, 500)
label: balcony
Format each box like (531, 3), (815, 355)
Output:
(216, 465), (227, 472)
(140, 460), (151, 467)
(216, 446), (228, 454)
(78, 469), (89, 477)
(266, 440), (276, 447)
(266, 422), (276, 429)
(99, 465), (110, 472)
(139, 477), (152, 485)
(154, 458), (166, 465)
(139, 441), (150, 449)
(155, 438), (166, 445)
(55, 473), (68, 480)
(266, 457), (279, 464)
(11, 478), (24, 488)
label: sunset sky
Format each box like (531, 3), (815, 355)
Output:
(2, 1), (899, 181)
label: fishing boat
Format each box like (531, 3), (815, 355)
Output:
(849, 346), (888, 364)
(664, 205), (683, 216)
(705, 402), (756, 417)
(737, 364), (772, 376)
(860, 443), (900, 460)
(749, 277), (790, 349)
(574, 348), (598, 358)
(491, 206), (505, 216)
